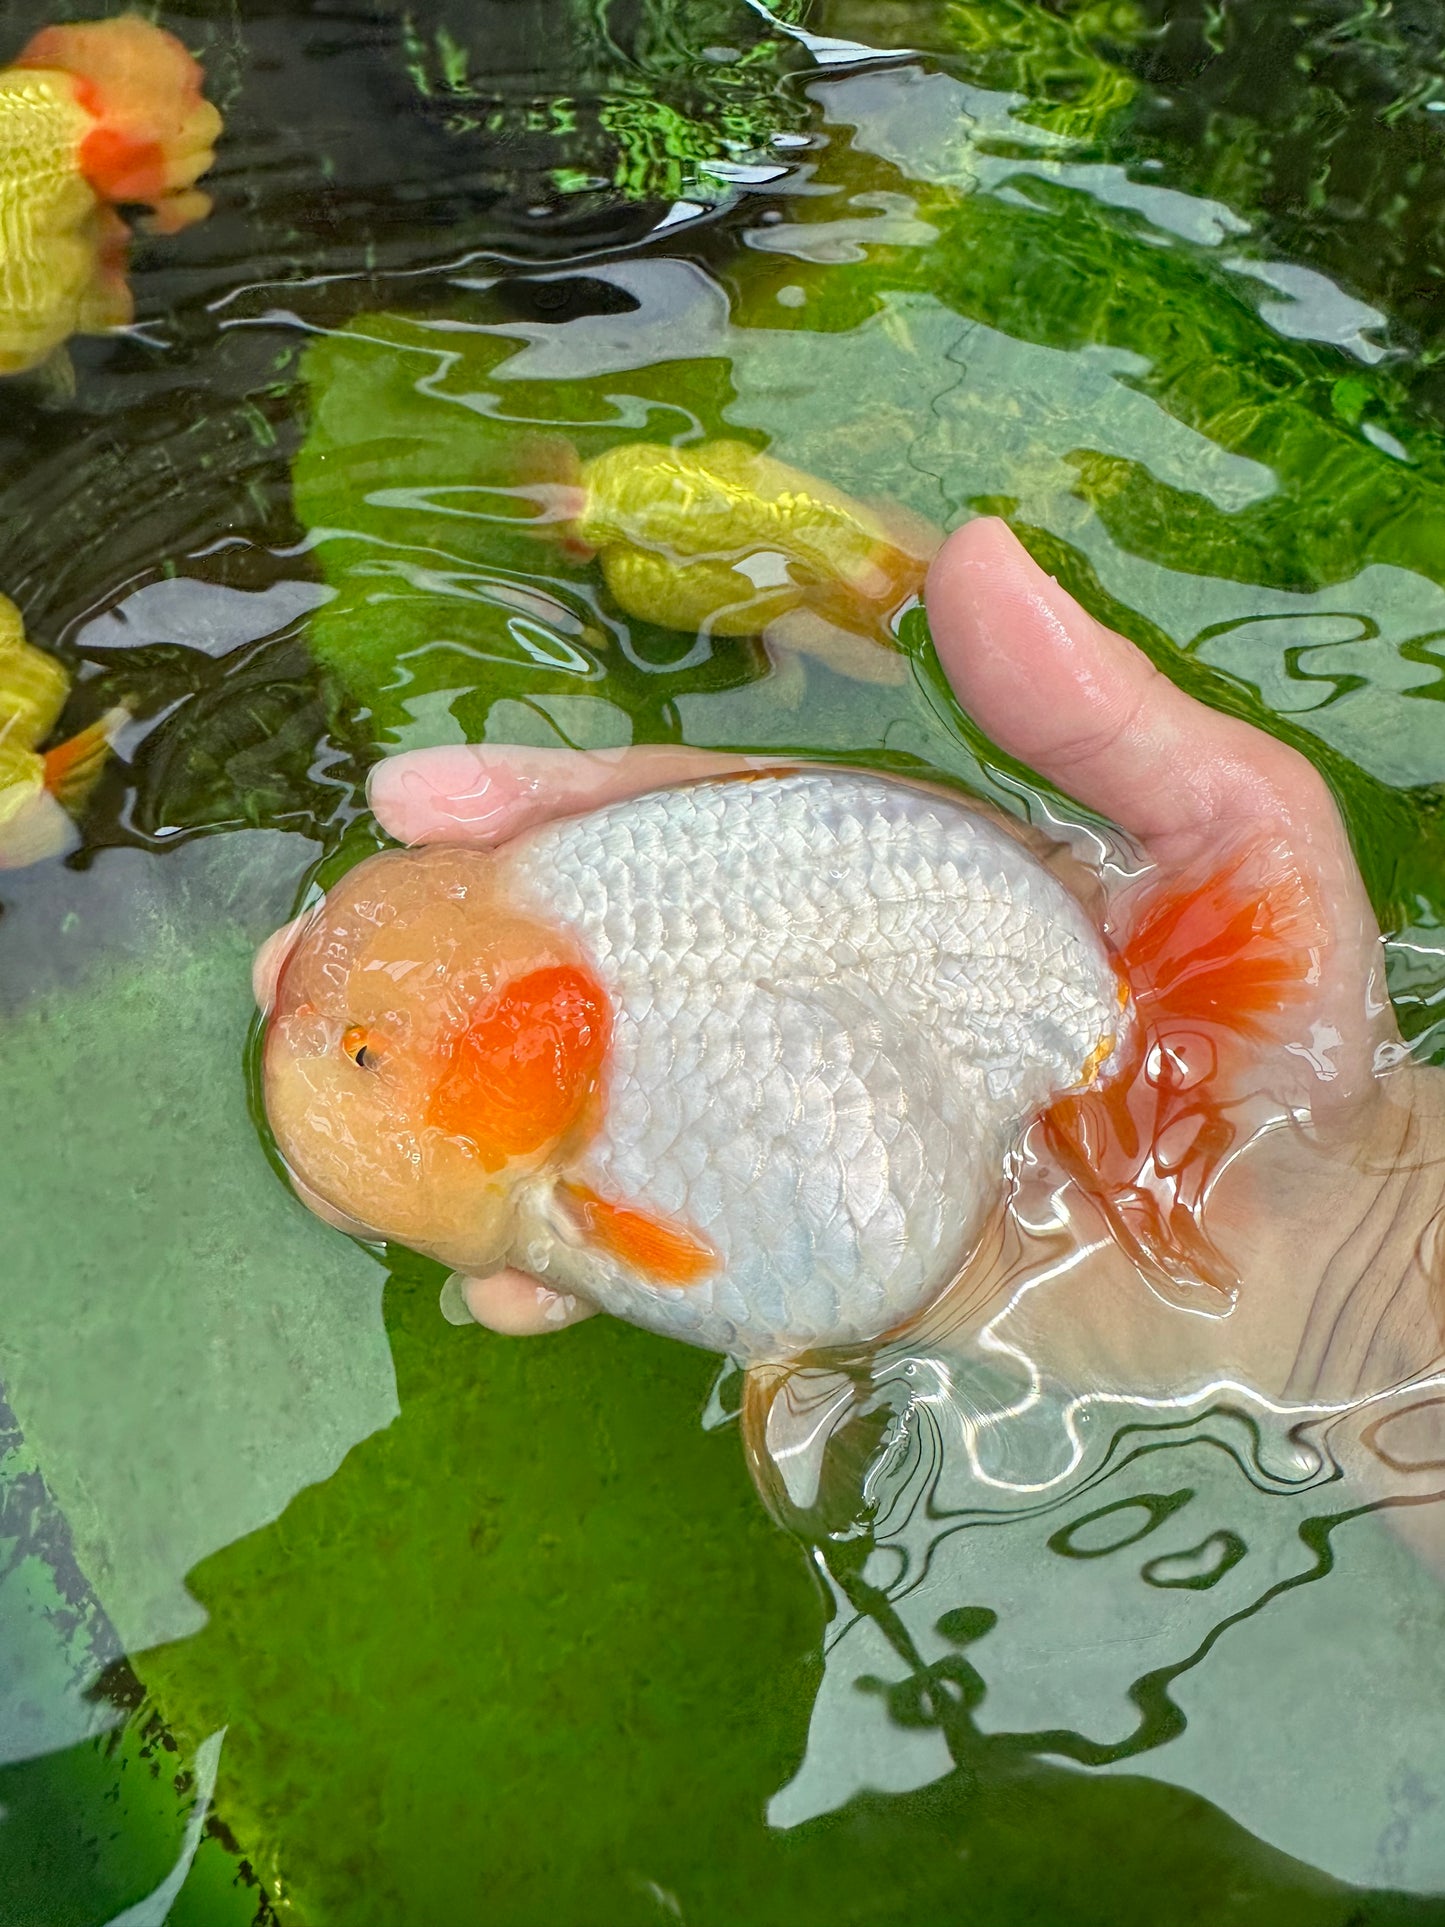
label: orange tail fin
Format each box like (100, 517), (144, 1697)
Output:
(42, 705), (127, 811)
(739, 1362), (893, 1533)
(17, 16), (221, 229)
(1043, 846), (1324, 1306)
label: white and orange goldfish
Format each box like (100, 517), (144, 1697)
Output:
(0, 14), (221, 379)
(533, 439), (940, 683)
(0, 593), (124, 866)
(261, 767), (1316, 1363)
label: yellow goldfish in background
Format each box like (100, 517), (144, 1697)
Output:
(0, 593), (125, 866)
(538, 439), (941, 683)
(0, 14), (221, 379)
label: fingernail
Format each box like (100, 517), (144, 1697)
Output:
(367, 749), (467, 814)
(439, 1273), (478, 1326)
(367, 749), (484, 841)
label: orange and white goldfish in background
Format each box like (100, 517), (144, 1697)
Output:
(0, 14), (221, 378)
(0, 593), (125, 865)
(533, 439), (941, 684)
(262, 769), (1319, 1364)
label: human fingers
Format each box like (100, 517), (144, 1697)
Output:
(925, 517), (1387, 1051)
(252, 745), (785, 1016)
(366, 743), (785, 847)
(927, 520), (1352, 865)
(444, 1268), (600, 1336)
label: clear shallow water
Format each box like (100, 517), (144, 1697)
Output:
(1, 2), (1444, 1921)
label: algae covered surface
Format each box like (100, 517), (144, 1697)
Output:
(1, 0), (1444, 1921)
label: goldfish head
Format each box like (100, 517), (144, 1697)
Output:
(262, 848), (612, 1275)
(17, 15), (222, 230)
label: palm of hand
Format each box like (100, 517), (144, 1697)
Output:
(256, 520), (1444, 1419)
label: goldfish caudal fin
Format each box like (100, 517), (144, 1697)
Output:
(42, 704), (127, 811)
(16, 16), (221, 229)
(740, 1360), (904, 1534)
(0, 755), (72, 868)
(511, 436), (591, 557)
(1043, 845), (1324, 1307)
(0, 702), (124, 869)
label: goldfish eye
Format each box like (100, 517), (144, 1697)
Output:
(342, 1024), (382, 1069)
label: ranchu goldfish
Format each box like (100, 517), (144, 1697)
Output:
(0, 14), (221, 378)
(540, 440), (940, 683)
(0, 593), (125, 866)
(262, 769), (1313, 1362)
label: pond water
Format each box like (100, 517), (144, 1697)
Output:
(2, 2), (1444, 1922)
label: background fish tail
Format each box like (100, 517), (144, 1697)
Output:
(42, 704), (127, 811)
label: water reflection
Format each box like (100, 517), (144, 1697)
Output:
(757, 1161), (1445, 1887)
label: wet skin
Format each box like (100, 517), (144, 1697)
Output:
(256, 518), (1445, 1419)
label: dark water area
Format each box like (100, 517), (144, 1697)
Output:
(1, 2), (1443, 1922)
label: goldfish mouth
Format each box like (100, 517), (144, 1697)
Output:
(285, 1167), (383, 1243)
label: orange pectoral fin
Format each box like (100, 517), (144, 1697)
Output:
(561, 1181), (715, 1287)
(428, 963), (611, 1160)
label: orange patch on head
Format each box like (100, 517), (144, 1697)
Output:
(77, 121), (169, 204)
(561, 1181), (715, 1286)
(18, 17), (219, 217)
(427, 964), (610, 1160)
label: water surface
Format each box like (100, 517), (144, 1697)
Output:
(1, 2), (1443, 1921)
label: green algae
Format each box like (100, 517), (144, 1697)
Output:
(132, 1283), (824, 1924)
(111, 1284), (1445, 1926)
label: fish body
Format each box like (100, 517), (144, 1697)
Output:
(0, 17), (220, 376)
(0, 592), (124, 866)
(0, 67), (117, 376)
(0, 590), (68, 739)
(554, 440), (937, 679)
(500, 773), (1122, 1354)
(265, 771), (1127, 1360)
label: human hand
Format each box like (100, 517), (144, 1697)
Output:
(925, 522), (1442, 1412)
(255, 519), (1445, 1399)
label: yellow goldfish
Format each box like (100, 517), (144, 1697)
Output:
(538, 439), (940, 683)
(0, 15), (221, 378)
(0, 593), (125, 866)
